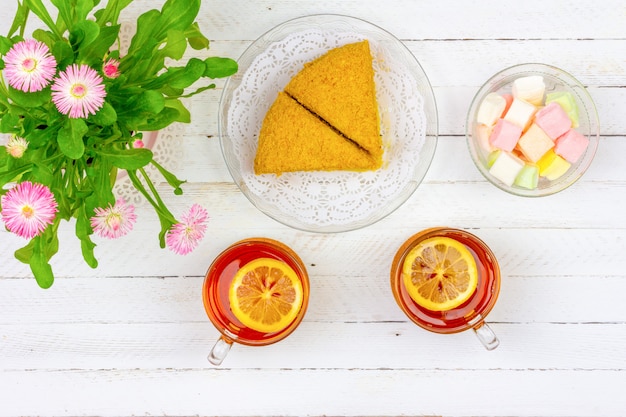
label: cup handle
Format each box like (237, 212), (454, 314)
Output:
(208, 335), (233, 366)
(473, 322), (499, 350)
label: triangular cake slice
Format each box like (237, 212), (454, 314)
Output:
(254, 92), (378, 175)
(284, 40), (383, 164)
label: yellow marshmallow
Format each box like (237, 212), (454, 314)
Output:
(537, 150), (571, 180)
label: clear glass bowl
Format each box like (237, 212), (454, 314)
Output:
(218, 14), (438, 232)
(466, 63), (600, 197)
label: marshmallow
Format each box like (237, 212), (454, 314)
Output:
(514, 164), (539, 189)
(476, 124), (495, 152)
(504, 98), (537, 130)
(489, 151), (525, 186)
(502, 93), (514, 116)
(487, 150), (501, 168)
(537, 150), (571, 180)
(517, 123), (555, 163)
(534, 102), (572, 139)
(554, 128), (589, 163)
(512, 75), (545, 106)
(477, 93), (507, 126)
(489, 118), (522, 152)
(546, 91), (579, 128)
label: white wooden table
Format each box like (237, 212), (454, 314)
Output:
(1, 1), (625, 416)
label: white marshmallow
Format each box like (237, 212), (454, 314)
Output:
(512, 75), (545, 106)
(489, 151), (525, 187)
(503, 98), (536, 129)
(477, 93), (506, 126)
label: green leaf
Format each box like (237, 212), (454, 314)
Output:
(158, 29), (187, 61)
(24, 0), (63, 38)
(25, 125), (58, 149)
(146, 58), (205, 90)
(58, 118), (88, 159)
(70, 20), (100, 50)
(97, 147), (153, 170)
(75, 0), (96, 22)
(137, 107), (180, 131)
(0, 112), (20, 133)
(76, 207), (98, 269)
(152, 159), (185, 194)
(28, 228), (59, 289)
(129, 90), (165, 114)
(8, 86), (51, 108)
(155, 0), (200, 40)
(0, 148), (8, 169)
(84, 159), (114, 214)
(0, 36), (13, 54)
(31, 161), (55, 185)
(164, 98), (190, 123)
(50, 0), (74, 31)
(30, 248), (54, 288)
(0, 164), (32, 187)
(94, 0), (134, 25)
(204, 57), (238, 79)
(186, 22), (209, 50)
(90, 102), (117, 126)
(7, 2), (29, 38)
(51, 40), (74, 68)
(15, 240), (35, 264)
(126, 9), (160, 56)
(77, 24), (120, 63)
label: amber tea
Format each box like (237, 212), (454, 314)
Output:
(203, 237), (310, 364)
(390, 227), (501, 349)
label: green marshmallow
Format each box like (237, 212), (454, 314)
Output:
(487, 150), (501, 168)
(514, 164), (539, 189)
(545, 91), (579, 128)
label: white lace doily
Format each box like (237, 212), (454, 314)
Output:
(224, 28), (428, 231)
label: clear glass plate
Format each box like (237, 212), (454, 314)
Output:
(218, 14), (438, 232)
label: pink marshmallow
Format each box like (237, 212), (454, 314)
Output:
(534, 102), (572, 140)
(489, 119), (523, 152)
(554, 129), (589, 163)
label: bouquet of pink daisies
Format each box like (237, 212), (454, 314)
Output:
(0, 0), (237, 288)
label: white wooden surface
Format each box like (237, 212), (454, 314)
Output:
(1, 0), (625, 416)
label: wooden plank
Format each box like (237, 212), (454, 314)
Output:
(1, 322), (625, 370)
(2, 219), (625, 278)
(0, 368), (623, 416)
(172, 134), (625, 183)
(1, 269), (625, 324)
(198, 0), (626, 41)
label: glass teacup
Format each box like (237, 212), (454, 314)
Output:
(390, 227), (501, 350)
(203, 237), (310, 365)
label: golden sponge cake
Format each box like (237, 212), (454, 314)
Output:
(254, 40), (382, 175)
(254, 92), (378, 175)
(285, 40), (382, 162)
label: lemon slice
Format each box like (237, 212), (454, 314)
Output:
(402, 236), (478, 311)
(229, 258), (303, 333)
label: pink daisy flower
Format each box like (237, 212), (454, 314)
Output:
(166, 204), (209, 255)
(3, 39), (57, 92)
(1, 181), (58, 239)
(51, 64), (106, 118)
(102, 58), (120, 79)
(5, 136), (29, 158)
(90, 199), (137, 239)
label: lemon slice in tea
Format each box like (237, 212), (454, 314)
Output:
(402, 236), (478, 312)
(229, 257), (304, 333)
